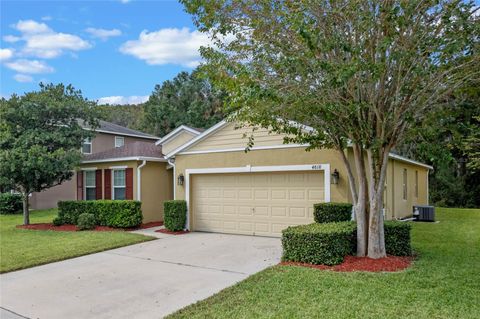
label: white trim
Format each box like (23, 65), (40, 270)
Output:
(109, 165), (128, 169)
(80, 167), (97, 171)
(137, 160), (147, 201)
(155, 126), (201, 145)
(167, 159), (176, 199)
(184, 163), (331, 230)
(81, 137), (92, 154)
(84, 170), (96, 201)
(179, 144), (309, 155)
(112, 168), (126, 200)
(115, 136), (125, 148)
(81, 156), (166, 164)
(166, 120), (228, 158)
(389, 153), (433, 170)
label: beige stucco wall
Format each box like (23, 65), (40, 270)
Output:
(161, 131), (197, 155)
(140, 161), (173, 222)
(30, 175), (76, 210)
(174, 147), (351, 204)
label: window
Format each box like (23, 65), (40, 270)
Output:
(115, 136), (124, 148)
(82, 137), (92, 154)
(415, 170), (419, 198)
(84, 170), (96, 200)
(403, 169), (408, 200)
(113, 169), (126, 200)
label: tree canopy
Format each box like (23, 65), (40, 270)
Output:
(0, 83), (100, 224)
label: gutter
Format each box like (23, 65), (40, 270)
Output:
(137, 160), (147, 201)
(167, 158), (176, 199)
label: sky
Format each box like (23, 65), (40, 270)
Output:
(0, 0), (207, 104)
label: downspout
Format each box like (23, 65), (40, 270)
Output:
(137, 160), (147, 201)
(167, 158), (176, 199)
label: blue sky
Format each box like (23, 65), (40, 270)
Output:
(0, 0), (205, 104)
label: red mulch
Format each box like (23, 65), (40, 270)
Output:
(16, 221), (164, 232)
(155, 229), (190, 235)
(16, 223), (119, 232)
(281, 255), (413, 273)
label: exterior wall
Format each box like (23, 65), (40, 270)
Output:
(30, 133), (157, 210)
(174, 147), (351, 204)
(161, 131), (197, 155)
(80, 161), (138, 201)
(89, 132), (155, 154)
(140, 162), (173, 222)
(187, 122), (291, 152)
(30, 176), (76, 210)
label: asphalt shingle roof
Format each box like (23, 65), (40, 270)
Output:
(79, 119), (159, 140)
(82, 141), (164, 162)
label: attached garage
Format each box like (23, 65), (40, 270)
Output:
(191, 170), (326, 236)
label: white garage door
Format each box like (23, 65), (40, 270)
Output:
(191, 171), (325, 237)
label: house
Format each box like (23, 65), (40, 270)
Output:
(77, 120), (432, 236)
(29, 120), (159, 210)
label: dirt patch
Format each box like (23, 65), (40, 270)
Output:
(16, 223), (120, 232)
(155, 229), (190, 235)
(281, 255), (413, 272)
(127, 221), (164, 230)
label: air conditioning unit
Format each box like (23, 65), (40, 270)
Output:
(413, 205), (435, 222)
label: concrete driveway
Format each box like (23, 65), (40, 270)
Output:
(0, 232), (281, 319)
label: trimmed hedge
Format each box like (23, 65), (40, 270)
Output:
(384, 221), (412, 256)
(282, 221), (412, 265)
(164, 200), (187, 231)
(77, 213), (96, 231)
(0, 193), (23, 215)
(314, 202), (352, 223)
(57, 200), (143, 228)
(282, 222), (356, 265)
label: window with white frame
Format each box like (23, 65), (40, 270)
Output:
(113, 169), (126, 200)
(82, 137), (92, 154)
(403, 169), (408, 200)
(115, 136), (124, 148)
(84, 170), (96, 200)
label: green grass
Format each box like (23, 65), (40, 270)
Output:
(0, 209), (154, 273)
(169, 208), (480, 319)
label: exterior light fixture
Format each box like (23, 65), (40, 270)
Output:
(331, 169), (340, 185)
(177, 174), (185, 186)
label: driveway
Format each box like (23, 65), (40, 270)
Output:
(0, 232), (281, 319)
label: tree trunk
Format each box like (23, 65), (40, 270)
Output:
(366, 149), (389, 259)
(353, 144), (368, 256)
(22, 192), (30, 225)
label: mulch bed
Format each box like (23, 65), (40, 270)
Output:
(281, 255), (414, 273)
(155, 229), (190, 235)
(17, 221), (164, 232)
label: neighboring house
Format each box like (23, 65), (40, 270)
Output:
(78, 120), (432, 235)
(29, 121), (159, 210)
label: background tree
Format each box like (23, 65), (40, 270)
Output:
(141, 70), (224, 137)
(182, 0), (479, 258)
(97, 104), (145, 132)
(0, 83), (100, 225)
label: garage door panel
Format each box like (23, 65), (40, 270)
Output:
(192, 171), (324, 237)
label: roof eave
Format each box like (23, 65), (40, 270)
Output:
(81, 156), (167, 164)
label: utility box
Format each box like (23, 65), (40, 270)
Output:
(413, 205), (435, 222)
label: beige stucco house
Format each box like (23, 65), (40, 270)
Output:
(77, 120), (432, 236)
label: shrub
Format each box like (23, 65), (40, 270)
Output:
(57, 200), (143, 228)
(76, 213), (96, 231)
(314, 202), (352, 223)
(384, 221), (412, 256)
(0, 193), (23, 215)
(282, 222), (356, 265)
(52, 217), (64, 226)
(164, 200), (187, 231)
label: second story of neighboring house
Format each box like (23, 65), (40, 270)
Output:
(80, 120), (159, 155)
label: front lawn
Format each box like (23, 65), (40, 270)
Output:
(169, 208), (480, 319)
(0, 209), (154, 273)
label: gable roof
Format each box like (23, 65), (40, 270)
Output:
(81, 141), (165, 164)
(165, 119), (433, 170)
(155, 125), (202, 146)
(80, 120), (159, 140)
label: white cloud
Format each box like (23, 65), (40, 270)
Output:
(4, 19), (91, 59)
(0, 48), (14, 61)
(119, 27), (210, 67)
(85, 27), (122, 40)
(41, 16), (52, 21)
(4, 59), (54, 74)
(97, 95), (149, 105)
(119, 0), (131, 3)
(13, 74), (34, 83)
(3, 35), (21, 43)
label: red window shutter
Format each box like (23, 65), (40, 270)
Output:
(95, 169), (102, 200)
(104, 169), (111, 200)
(126, 168), (133, 200)
(76, 171), (83, 200)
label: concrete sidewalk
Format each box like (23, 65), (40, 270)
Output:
(0, 232), (281, 319)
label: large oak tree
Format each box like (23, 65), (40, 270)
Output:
(182, 0), (479, 257)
